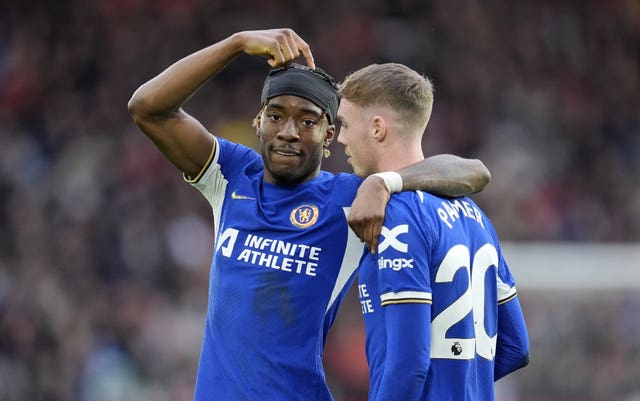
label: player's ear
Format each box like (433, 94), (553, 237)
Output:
(253, 114), (262, 138)
(253, 102), (267, 136)
(324, 124), (335, 146)
(372, 115), (387, 142)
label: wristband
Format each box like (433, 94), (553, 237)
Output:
(372, 171), (403, 194)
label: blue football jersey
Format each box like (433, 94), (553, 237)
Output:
(358, 191), (520, 401)
(188, 137), (365, 401)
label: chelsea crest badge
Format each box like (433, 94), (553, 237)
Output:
(290, 204), (319, 228)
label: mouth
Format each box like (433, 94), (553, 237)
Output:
(272, 147), (301, 157)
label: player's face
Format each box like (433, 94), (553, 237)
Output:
(337, 99), (377, 177)
(257, 95), (333, 185)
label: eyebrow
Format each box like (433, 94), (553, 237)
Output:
(266, 102), (324, 118)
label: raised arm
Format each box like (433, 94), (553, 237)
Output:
(127, 29), (315, 178)
(348, 155), (490, 253)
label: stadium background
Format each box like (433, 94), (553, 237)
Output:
(1, 0), (639, 400)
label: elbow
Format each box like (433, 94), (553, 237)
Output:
(510, 352), (530, 378)
(513, 345), (530, 371)
(494, 337), (530, 380)
(512, 335), (530, 371)
(127, 85), (179, 126)
(126, 88), (164, 141)
(476, 159), (491, 187)
(495, 348), (530, 380)
(494, 352), (530, 381)
(127, 87), (149, 121)
(127, 83), (167, 123)
(479, 160), (491, 187)
(379, 365), (429, 400)
(519, 343), (531, 368)
(393, 357), (430, 384)
(468, 159), (491, 194)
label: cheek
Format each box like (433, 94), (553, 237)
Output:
(339, 128), (348, 141)
(339, 128), (354, 144)
(312, 129), (327, 144)
(353, 138), (372, 161)
(258, 126), (276, 140)
(348, 128), (364, 146)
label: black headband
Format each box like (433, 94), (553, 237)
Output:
(260, 63), (340, 124)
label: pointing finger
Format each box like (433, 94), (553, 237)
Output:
(292, 34), (315, 70)
(370, 220), (382, 255)
(365, 221), (375, 255)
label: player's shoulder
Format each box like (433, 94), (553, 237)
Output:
(215, 136), (262, 173)
(321, 172), (363, 203)
(385, 191), (441, 224)
(388, 190), (443, 208)
(387, 192), (482, 229)
(216, 136), (258, 155)
(330, 172), (363, 186)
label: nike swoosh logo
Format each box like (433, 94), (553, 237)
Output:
(231, 190), (255, 200)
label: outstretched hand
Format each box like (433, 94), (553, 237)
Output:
(348, 176), (391, 254)
(237, 28), (315, 69)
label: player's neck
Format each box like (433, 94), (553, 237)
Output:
(376, 142), (424, 172)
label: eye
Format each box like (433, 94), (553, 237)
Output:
(301, 119), (318, 128)
(267, 113), (282, 122)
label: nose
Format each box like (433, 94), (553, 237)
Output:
(277, 117), (300, 141)
(336, 128), (345, 145)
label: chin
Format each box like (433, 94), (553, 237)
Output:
(271, 169), (305, 185)
(352, 165), (367, 178)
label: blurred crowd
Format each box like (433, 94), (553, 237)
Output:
(0, 0), (638, 400)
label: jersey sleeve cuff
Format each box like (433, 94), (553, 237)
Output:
(380, 290), (432, 306)
(183, 137), (218, 184)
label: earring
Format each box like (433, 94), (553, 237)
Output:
(323, 147), (331, 158)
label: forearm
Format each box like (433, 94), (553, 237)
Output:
(129, 34), (243, 116)
(398, 154), (491, 197)
(495, 298), (530, 380)
(376, 304), (430, 401)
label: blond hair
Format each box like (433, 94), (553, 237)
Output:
(338, 63), (434, 133)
